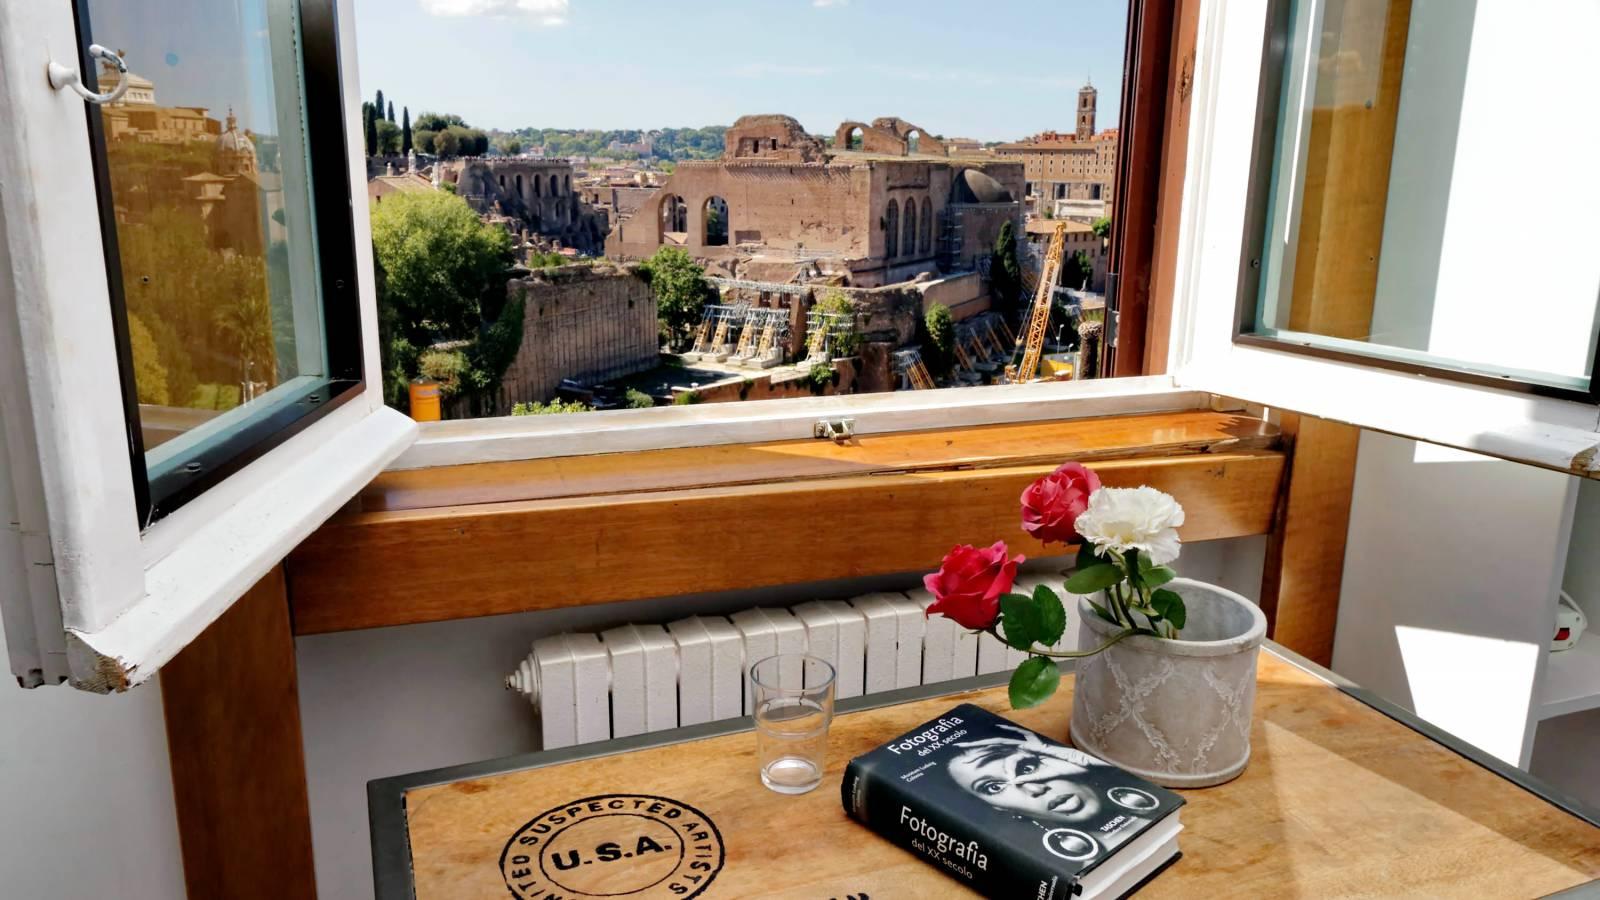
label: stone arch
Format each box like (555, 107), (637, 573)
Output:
(515, 173), (523, 198)
(902, 197), (917, 258)
(836, 121), (868, 151)
(533, 175), (541, 197)
(549, 174), (560, 196)
(703, 195), (729, 247)
(905, 129), (922, 154)
(564, 174), (572, 193)
(659, 193), (688, 240)
(884, 199), (899, 258)
(920, 196), (933, 254)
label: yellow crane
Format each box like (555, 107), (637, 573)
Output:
(1006, 221), (1067, 383)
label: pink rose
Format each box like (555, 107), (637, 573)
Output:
(923, 541), (1025, 630)
(1020, 461), (1102, 545)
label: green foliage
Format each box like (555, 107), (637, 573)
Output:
(496, 137), (524, 156)
(808, 361), (836, 389)
(387, 101), (395, 123)
(364, 103), (378, 157)
(191, 383), (241, 411)
(1065, 563), (1122, 594)
(1091, 216), (1112, 239)
(401, 107), (412, 155)
(1063, 249), (1094, 290)
(511, 398), (591, 415)
(413, 128), (437, 155)
(525, 250), (569, 269)
(370, 191), (516, 409)
(375, 89), (385, 121)
(672, 390), (702, 406)
(921, 304), (956, 380)
(990, 221), (1022, 322)
(434, 128), (459, 158)
(376, 119), (401, 155)
(414, 111), (467, 132)
(640, 247), (714, 351)
(440, 181), (457, 195)
(1008, 656), (1059, 709)
(815, 289), (862, 358)
(624, 388), (655, 409)
(417, 348), (470, 398)
(1000, 584), (1068, 652)
(126, 313), (169, 405)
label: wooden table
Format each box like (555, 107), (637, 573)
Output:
(370, 645), (1600, 899)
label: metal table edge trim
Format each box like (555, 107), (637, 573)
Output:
(369, 640), (1600, 900)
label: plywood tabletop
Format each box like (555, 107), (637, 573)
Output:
(395, 651), (1600, 899)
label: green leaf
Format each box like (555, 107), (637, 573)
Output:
(1086, 597), (1117, 625)
(1033, 584), (1066, 647)
(1064, 563), (1123, 595)
(1008, 656), (1061, 709)
(1151, 589), (1187, 631)
(1137, 553), (1177, 588)
(1000, 593), (1039, 651)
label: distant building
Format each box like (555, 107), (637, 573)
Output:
(97, 63), (221, 145)
(994, 82), (1117, 221)
(438, 158), (611, 256)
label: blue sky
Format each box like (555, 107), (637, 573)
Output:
(352, 0), (1129, 141)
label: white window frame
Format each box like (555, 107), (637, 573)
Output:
(1163, 0), (1600, 474)
(0, 0), (414, 692)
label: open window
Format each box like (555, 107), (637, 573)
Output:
(0, 0), (413, 690)
(1166, 0), (1600, 471)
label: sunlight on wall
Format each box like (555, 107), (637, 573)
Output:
(1394, 624), (1540, 764)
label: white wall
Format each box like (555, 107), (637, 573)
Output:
(1331, 430), (1578, 766)
(0, 632), (185, 900)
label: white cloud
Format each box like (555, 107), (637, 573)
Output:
(420, 0), (570, 24)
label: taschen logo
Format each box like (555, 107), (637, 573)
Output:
(499, 794), (725, 899)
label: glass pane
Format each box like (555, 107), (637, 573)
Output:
(1249, 0), (1600, 393)
(353, 2), (1130, 421)
(87, 0), (327, 469)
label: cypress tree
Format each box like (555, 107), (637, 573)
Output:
(364, 104), (378, 157)
(401, 107), (412, 156)
(375, 89), (385, 120)
(387, 100), (395, 123)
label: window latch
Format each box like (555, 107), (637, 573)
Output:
(48, 45), (129, 106)
(813, 418), (856, 443)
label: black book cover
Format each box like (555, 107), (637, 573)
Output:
(841, 703), (1184, 899)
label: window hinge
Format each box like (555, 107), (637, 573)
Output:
(813, 418), (856, 443)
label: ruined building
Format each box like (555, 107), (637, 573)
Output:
(606, 114), (1024, 289)
(439, 158), (611, 256)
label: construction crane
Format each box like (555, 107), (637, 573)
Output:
(1006, 221), (1067, 383)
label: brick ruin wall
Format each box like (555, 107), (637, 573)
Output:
(445, 159), (610, 256)
(496, 264), (658, 405)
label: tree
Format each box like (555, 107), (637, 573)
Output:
(376, 119), (401, 155)
(815, 289), (861, 358)
(639, 246), (713, 351)
(434, 127), (459, 158)
(921, 304), (957, 380)
(990, 220), (1022, 323)
(1063, 249), (1094, 290)
(624, 388), (655, 409)
(414, 111), (467, 132)
(213, 280), (278, 392)
(375, 89), (385, 122)
(414, 128), (437, 155)
(387, 100), (395, 123)
(127, 313), (170, 405)
(401, 107), (412, 155)
(370, 191), (517, 407)
(364, 104), (378, 158)
(1091, 216), (1111, 239)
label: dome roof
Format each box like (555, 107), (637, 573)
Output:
(215, 109), (259, 175)
(950, 169), (1013, 204)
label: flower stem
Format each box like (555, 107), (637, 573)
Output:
(986, 625), (1147, 659)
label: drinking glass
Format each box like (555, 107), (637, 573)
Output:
(750, 653), (836, 795)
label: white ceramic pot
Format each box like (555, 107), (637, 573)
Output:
(1068, 578), (1266, 788)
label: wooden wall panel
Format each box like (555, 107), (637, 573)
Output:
(1259, 414), (1360, 665)
(161, 567), (317, 900)
(287, 451), (1285, 635)
(1143, 0), (1201, 374)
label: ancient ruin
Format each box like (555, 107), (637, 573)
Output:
(439, 158), (611, 256)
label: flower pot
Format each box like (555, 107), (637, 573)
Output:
(1068, 578), (1267, 788)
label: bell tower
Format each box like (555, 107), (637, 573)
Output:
(1076, 81), (1097, 141)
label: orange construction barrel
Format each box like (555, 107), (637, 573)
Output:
(408, 377), (441, 422)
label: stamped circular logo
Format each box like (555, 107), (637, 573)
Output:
(499, 794), (724, 899)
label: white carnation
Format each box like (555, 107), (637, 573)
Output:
(1075, 486), (1185, 564)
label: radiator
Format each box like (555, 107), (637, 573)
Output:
(504, 576), (1080, 749)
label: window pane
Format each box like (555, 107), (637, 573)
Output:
(88, 0), (328, 465)
(1247, 0), (1600, 394)
(355, 1), (1130, 421)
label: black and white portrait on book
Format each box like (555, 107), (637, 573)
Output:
(945, 723), (1154, 854)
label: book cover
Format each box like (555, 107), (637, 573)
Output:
(841, 703), (1184, 899)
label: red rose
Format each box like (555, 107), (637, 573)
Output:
(1020, 461), (1102, 545)
(923, 541), (1025, 630)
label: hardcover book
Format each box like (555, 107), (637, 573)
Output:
(841, 703), (1184, 899)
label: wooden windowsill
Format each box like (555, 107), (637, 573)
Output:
(286, 411), (1285, 635)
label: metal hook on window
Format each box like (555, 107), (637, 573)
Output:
(47, 45), (129, 106)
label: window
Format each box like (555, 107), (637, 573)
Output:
(1237, 0), (1600, 401)
(82, 0), (367, 522)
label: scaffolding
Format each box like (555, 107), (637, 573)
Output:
(893, 349), (935, 391)
(687, 304), (749, 360)
(802, 310), (855, 362)
(735, 308), (791, 368)
(1008, 222), (1068, 383)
